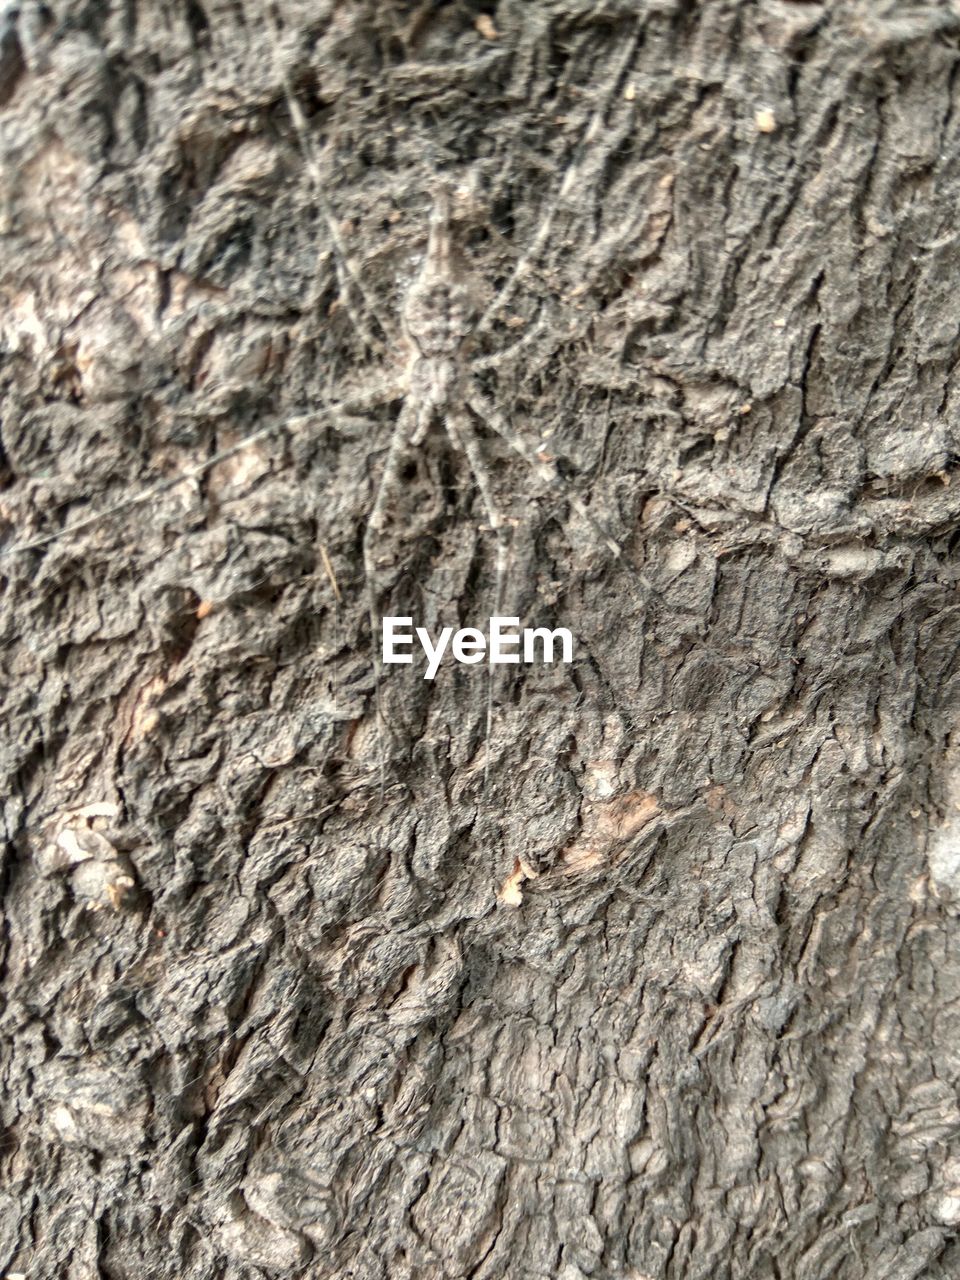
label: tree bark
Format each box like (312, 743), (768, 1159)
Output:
(2, 2), (960, 1278)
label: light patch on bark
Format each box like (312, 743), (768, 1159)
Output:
(929, 733), (960, 897)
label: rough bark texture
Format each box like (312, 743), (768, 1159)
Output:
(2, 2), (960, 1278)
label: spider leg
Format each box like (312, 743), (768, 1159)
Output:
(363, 398), (428, 791)
(474, 33), (640, 339)
(0, 414), (313, 559)
(444, 406), (510, 790)
(257, 0), (386, 354)
(465, 389), (624, 562)
(336, 376), (406, 417)
(410, 403), (433, 448)
(365, 399), (426, 551)
(444, 406), (508, 574)
(469, 311), (551, 374)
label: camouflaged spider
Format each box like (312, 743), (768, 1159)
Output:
(360, 179), (622, 601)
(360, 181), (622, 616)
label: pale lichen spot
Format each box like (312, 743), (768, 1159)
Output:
(498, 857), (537, 906)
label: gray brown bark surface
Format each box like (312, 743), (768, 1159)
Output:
(2, 2), (960, 1277)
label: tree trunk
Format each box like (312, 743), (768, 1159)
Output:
(2, 3), (960, 1278)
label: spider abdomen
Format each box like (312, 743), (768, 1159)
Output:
(403, 280), (474, 358)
